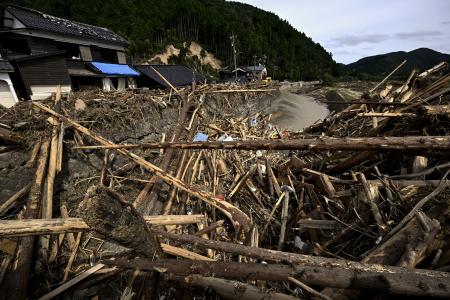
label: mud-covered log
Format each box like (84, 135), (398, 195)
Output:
(154, 230), (450, 297)
(0, 127), (22, 145)
(78, 186), (162, 258)
(105, 257), (450, 297)
(74, 136), (450, 151)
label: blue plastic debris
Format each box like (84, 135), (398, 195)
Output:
(193, 132), (208, 142)
(251, 116), (257, 126)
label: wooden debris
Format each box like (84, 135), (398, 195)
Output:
(0, 215), (205, 237)
(2, 72), (450, 299)
(3, 141), (50, 299)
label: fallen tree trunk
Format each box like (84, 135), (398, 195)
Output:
(78, 186), (163, 258)
(32, 101), (251, 233)
(104, 258), (450, 297)
(0, 215), (205, 237)
(73, 136), (450, 151)
(357, 112), (416, 117)
(421, 105), (450, 117)
(201, 88), (277, 94)
(154, 230), (450, 297)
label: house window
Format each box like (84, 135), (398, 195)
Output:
(0, 38), (31, 55)
(1, 8), (14, 29)
(56, 42), (81, 59)
(91, 46), (118, 63)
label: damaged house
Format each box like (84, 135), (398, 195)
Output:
(0, 57), (18, 108)
(0, 4), (138, 100)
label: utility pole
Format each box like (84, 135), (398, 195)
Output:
(253, 54), (257, 80)
(230, 34), (237, 81)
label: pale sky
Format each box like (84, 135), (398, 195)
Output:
(233, 0), (450, 64)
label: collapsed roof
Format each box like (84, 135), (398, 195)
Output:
(2, 4), (128, 46)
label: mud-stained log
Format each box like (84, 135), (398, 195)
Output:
(154, 230), (450, 297)
(104, 258), (450, 297)
(78, 186), (162, 258)
(0, 127), (22, 145)
(73, 136), (450, 151)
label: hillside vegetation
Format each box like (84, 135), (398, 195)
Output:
(9, 0), (338, 81)
(347, 48), (450, 78)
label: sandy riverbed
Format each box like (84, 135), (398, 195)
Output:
(263, 91), (329, 131)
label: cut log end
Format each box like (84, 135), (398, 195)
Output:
(78, 185), (162, 258)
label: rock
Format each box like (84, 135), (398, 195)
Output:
(75, 98), (87, 111)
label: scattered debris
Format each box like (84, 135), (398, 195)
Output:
(0, 62), (450, 299)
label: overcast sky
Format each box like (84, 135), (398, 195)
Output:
(234, 0), (450, 64)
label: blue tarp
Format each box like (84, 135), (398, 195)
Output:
(193, 132), (208, 142)
(89, 62), (140, 76)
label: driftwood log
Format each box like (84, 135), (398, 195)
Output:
(73, 136), (450, 151)
(154, 230), (450, 297)
(0, 215), (205, 237)
(78, 186), (162, 258)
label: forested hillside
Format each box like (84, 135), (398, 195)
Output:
(7, 0), (338, 80)
(347, 48), (450, 79)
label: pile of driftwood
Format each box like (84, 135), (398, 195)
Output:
(0, 65), (450, 300)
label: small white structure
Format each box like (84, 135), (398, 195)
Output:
(0, 60), (19, 108)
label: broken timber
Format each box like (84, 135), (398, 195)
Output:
(32, 102), (251, 233)
(106, 245), (450, 297)
(0, 215), (206, 238)
(74, 136), (450, 151)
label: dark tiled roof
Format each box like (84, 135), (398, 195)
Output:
(137, 65), (206, 88)
(4, 4), (128, 46)
(0, 59), (14, 72)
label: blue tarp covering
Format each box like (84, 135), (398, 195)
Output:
(89, 62), (140, 76)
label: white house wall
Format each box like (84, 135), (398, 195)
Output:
(0, 73), (19, 108)
(30, 84), (71, 100)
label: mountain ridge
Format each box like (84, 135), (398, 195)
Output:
(347, 48), (450, 78)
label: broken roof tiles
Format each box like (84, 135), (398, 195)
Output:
(3, 4), (128, 46)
